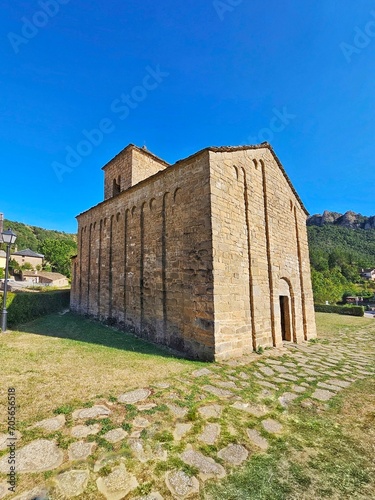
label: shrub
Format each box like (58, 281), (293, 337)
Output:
(20, 262), (34, 271)
(1, 290), (70, 327)
(314, 304), (364, 317)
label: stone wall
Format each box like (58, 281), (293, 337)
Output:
(71, 150), (216, 360)
(209, 147), (316, 360)
(103, 145), (169, 200)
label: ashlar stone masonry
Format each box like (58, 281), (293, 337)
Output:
(70, 143), (316, 360)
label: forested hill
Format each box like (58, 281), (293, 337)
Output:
(307, 223), (375, 303)
(2, 219), (77, 278)
(308, 225), (375, 269)
(3, 219), (76, 251)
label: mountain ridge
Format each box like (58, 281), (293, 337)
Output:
(307, 210), (375, 230)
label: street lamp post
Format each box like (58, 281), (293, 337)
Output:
(1, 228), (17, 332)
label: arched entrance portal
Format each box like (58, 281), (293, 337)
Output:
(278, 278), (296, 343)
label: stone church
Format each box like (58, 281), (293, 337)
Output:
(70, 143), (316, 360)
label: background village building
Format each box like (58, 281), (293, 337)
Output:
(0, 213), (4, 270)
(70, 144), (316, 360)
(11, 248), (44, 268)
(360, 268), (375, 281)
(0, 214), (7, 271)
(21, 270), (69, 287)
(0, 250), (6, 270)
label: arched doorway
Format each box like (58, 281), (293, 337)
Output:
(278, 278), (296, 342)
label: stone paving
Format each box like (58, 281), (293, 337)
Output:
(0, 331), (374, 499)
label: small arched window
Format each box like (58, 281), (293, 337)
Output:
(113, 177), (121, 196)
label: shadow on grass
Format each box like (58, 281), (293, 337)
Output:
(16, 312), (197, 363)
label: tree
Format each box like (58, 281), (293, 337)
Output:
(309, 249), (329, 272)
(38, 239), (77, 278)
(328, 249), (346, 270)
(8, 258), (20, 272)
(311, 268), (356, 304)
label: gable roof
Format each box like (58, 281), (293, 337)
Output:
(102, 144), (170, 171)
(0, 250), (6, 258)
(175, 143), (309, 215)
(77, 143), (309, 218)
(12, 248), (44, 258)
(22, 271), (67, 281)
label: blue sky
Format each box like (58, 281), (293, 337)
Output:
(1, 0), (374, 233)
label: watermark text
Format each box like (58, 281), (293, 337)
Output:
(340, 11), (375, 62)
(7, 388), (17, 494)
(244, 107), (296, 145)
(213, 0), (244, 21)
(52, 65), (169, 182)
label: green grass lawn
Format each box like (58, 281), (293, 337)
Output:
(0, 312), (201, 425)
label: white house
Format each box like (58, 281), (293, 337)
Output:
(0, 250), (6, 270)
(360, 268), (375, 281)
